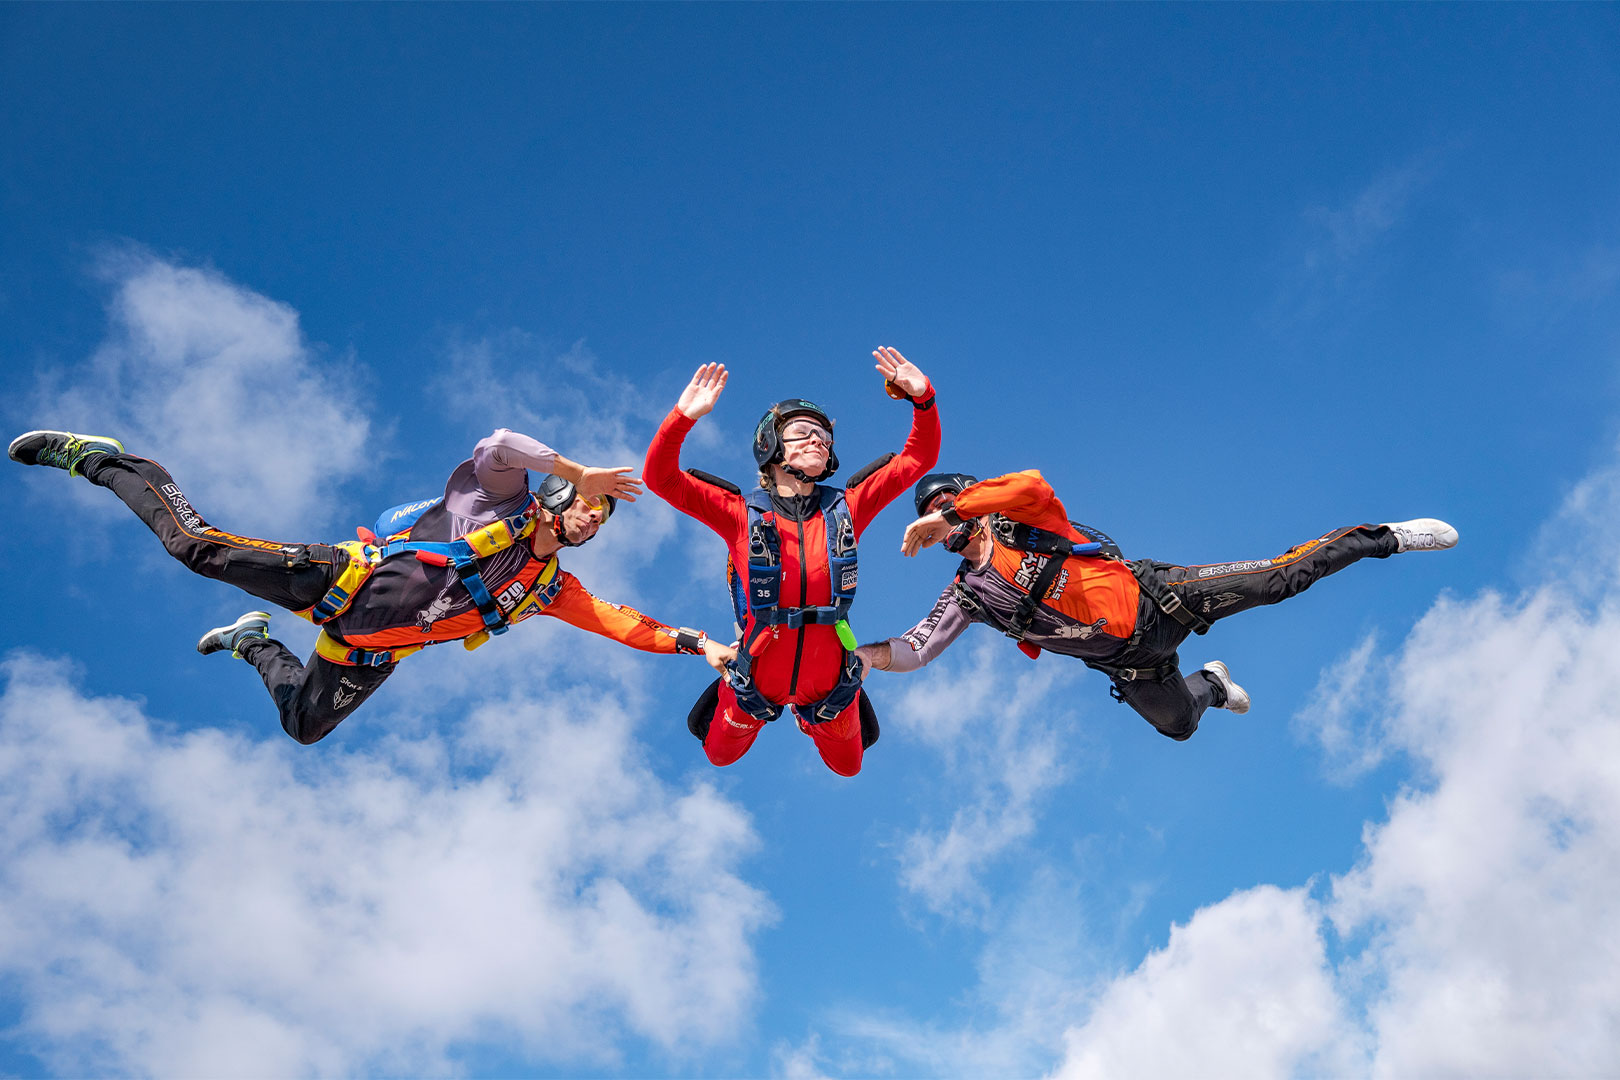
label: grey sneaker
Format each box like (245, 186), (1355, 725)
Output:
(1380, 518), (1459, 553)
(1202, 660), (1251, 714)
(198, 611), (272, 658)
(8, 430), (125, 477)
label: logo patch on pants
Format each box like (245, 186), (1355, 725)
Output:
(333, 676), (362, 711)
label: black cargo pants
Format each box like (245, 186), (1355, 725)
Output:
(1105, 523), (1398, 740)
(82, 453), (394, 743)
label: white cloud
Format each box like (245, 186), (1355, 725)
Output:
(879, 638), (1088, 918)
(1268, 155), (1438, 328)
(797, 406), (1620, 1079)
(1293, 631), (1390, 782)
(1051, 886), (1359, 1080)
(1302, 161), (1432, 271)
(0, 652), (772, 1077)
(27, 249), (374, 533)
(428, 331), (738, 628)
(1329, 581), (1620, 1078)
(1044, 450), (1620, 1077)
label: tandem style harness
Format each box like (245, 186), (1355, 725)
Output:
(951, 516), (1211, 688)
(721, 484), (865, 725)
(298, 494), (564, 666)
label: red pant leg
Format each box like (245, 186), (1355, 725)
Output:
(704, 680), (767, 767)
(796, 698), (864, 777)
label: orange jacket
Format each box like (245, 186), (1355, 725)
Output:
(955, 470), (1141, 640)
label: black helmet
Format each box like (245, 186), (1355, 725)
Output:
(537, 473), (616, 547)
(913, 472), (978, 517)
(752, 398), (839, 481)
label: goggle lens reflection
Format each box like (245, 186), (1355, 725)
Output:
(781, 421), (833, 445)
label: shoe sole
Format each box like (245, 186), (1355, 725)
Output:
(197, 611), (273, 655)
(9, 430), (126, 467)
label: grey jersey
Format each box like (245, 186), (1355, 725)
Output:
(887, 556), (1132, 672)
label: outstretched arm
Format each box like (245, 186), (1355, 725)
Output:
(847, 347), (941, 535)
(643, 364), (746, 537)
(543, 573), (737, 674)
(474, 429), (643, 503)
(856, 580), (972, 674)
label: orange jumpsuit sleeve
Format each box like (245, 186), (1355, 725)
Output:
(952, 470), (1081, 540)
(540, 571), (683, 654)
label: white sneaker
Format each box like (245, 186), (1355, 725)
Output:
(1380, 518), (1459, 553)
(197, 611), (272, 658)
(1202, 661), (1250, 714)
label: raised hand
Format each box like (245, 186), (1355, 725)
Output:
(873, 346), (929, 399)
(576, 465), (643, 503)
(677, 363), (729, 420)
(901, 511), (951, 557)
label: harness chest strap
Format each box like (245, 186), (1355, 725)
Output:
(313, 557), (564, 667)
(723, 485), (863, 725)
(298, 497), (540, 630)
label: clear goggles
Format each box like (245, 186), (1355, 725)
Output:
(923, 490), (958, 515)
(780, 419), (833, 445)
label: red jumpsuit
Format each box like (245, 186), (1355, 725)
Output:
(644, 387), (940, 775)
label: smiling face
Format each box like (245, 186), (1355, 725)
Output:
(558, 495), (609, 544)
(777, 415), (832, 478)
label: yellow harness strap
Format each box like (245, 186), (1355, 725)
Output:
(314, 630), (426, 667)
(296, 540), (380, 624)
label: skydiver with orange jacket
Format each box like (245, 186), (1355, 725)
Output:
(643, 348), (939, 776)
(856, 469), (1457, 739)
(9, 428), (736, 744)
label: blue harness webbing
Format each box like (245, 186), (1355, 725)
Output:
(723, 487), (865, 725)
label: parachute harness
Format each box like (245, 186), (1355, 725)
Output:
(298, 494), (564, 666)
(723, 487), (864, 725)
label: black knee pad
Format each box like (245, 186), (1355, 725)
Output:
(858, 689), (880, 749)
(687, 678), (722, 743)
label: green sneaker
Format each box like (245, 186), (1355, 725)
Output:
(197, 611), (272, 658)
(8, 430), (125, 477)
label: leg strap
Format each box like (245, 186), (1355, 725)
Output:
(804, 649), (866, 724)
(1130, 560), (1210, 636)
(722, 651), (786, 724)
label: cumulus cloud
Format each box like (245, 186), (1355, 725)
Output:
(25, 249), (374, 533)
(791, 409), (1620, 1080)
(879, 638), (1088, 919)
(428, 331), (735, 623)
(0, 653), (772, 1077)
(1052, 886), (1359, 1080)
(1046, 446), (1620, 1077)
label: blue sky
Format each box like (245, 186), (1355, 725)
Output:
(3, 4), (1619, 1077)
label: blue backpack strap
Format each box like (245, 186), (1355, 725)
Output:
(819, 486), (857, 617)
(373, 495), (543, 638)
(741, 489), (783, 630)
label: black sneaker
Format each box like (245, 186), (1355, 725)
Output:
(197, 612), (272, 658)
(8, 430), (125, 477)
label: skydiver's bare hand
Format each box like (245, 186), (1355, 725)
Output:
(703, 637), (738, 674)
(678, 363), (728, 420)
(874, 346), (930, 399)
(577, 466), (643, 503)
(854, 642), (890, 676)
(901, 511), (951, 557)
